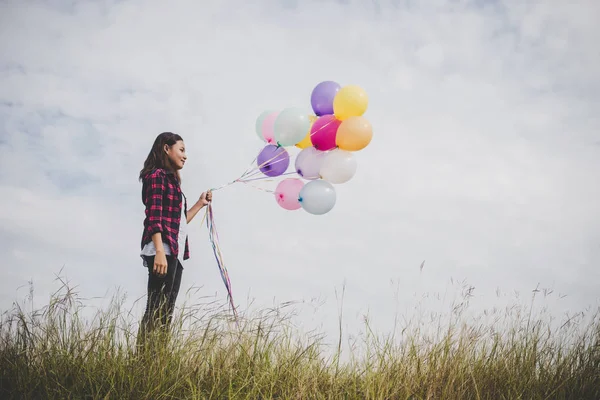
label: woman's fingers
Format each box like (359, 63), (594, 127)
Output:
(154, 257), (168, 277)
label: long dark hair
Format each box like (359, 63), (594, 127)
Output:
(139, 132), (184, 182)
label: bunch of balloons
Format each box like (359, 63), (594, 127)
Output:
(254, 81), (373, 215)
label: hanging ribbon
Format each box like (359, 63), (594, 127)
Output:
(202, 146), (300, 324)
(202, 202), (239, 327)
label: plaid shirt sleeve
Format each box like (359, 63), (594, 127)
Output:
(144, 169), (167, 236)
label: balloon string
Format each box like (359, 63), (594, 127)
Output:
(211, 146), (293, 192)
(205, 203), (240, 327)
(238, 171), (297, 183)
(238, 151), (261, 176)
(239, 181), (275, 193)
(235, 170), (263, 180)
(240, 158), (293, 181)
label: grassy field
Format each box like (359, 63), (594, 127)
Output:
(1, 279), (598, 399)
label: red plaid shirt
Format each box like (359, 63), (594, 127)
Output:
(140, 168), (190, 260)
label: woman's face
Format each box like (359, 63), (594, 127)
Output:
(165, 140), (187, 170)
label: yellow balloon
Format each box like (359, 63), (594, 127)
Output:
(295, 131), (312, 149)
(336, 116), (373, 151)
(333, 85), (368, 121)
(295, 115), (316, 149)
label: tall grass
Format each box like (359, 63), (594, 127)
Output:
(1, 278), (598, 399)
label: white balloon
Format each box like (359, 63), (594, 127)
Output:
(319, 149), (357, 184)
(295, 146), (326, 180)
(299, 180), (336, 215)
(273, 107), (311, 147)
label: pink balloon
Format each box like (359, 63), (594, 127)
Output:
(261, 111), (279, 144)
(310, 114), (341, 151)
(274, 178), (304, 210)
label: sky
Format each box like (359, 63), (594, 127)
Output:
(1, 0), (599, 350)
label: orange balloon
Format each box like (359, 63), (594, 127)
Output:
(295, 115), (317, 149)
(336, 116), (373, 151)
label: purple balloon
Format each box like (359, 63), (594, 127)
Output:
(257, 144), (290, 177)
(310, 81), (341, 116)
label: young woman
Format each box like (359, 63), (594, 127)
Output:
(138, 132), (212, 340)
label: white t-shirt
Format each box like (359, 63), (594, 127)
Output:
(141, 197), (187, 266)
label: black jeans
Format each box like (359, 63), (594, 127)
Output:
(138, 254), (183, 343)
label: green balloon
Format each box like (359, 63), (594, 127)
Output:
(273, 107), (311, 147)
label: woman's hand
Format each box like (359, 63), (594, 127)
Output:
(154, 250), (168, 277)
(199, 190), (212, 206)
(187, 190), (213, 224)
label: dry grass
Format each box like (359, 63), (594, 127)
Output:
(1, 278), (598, 399)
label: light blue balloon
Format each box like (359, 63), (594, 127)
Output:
(298, 179), (336, 215)
(273, 107), (311, 147)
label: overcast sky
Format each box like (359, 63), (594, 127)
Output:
(1, 0), (599, 347)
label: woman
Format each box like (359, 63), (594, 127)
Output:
(138, 131), (212, 340)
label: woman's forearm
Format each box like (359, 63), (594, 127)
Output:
(152, 232), (166, 253)
(186, 201), (205, 223)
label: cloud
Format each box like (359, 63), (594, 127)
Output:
(1, 0), (599, 343)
